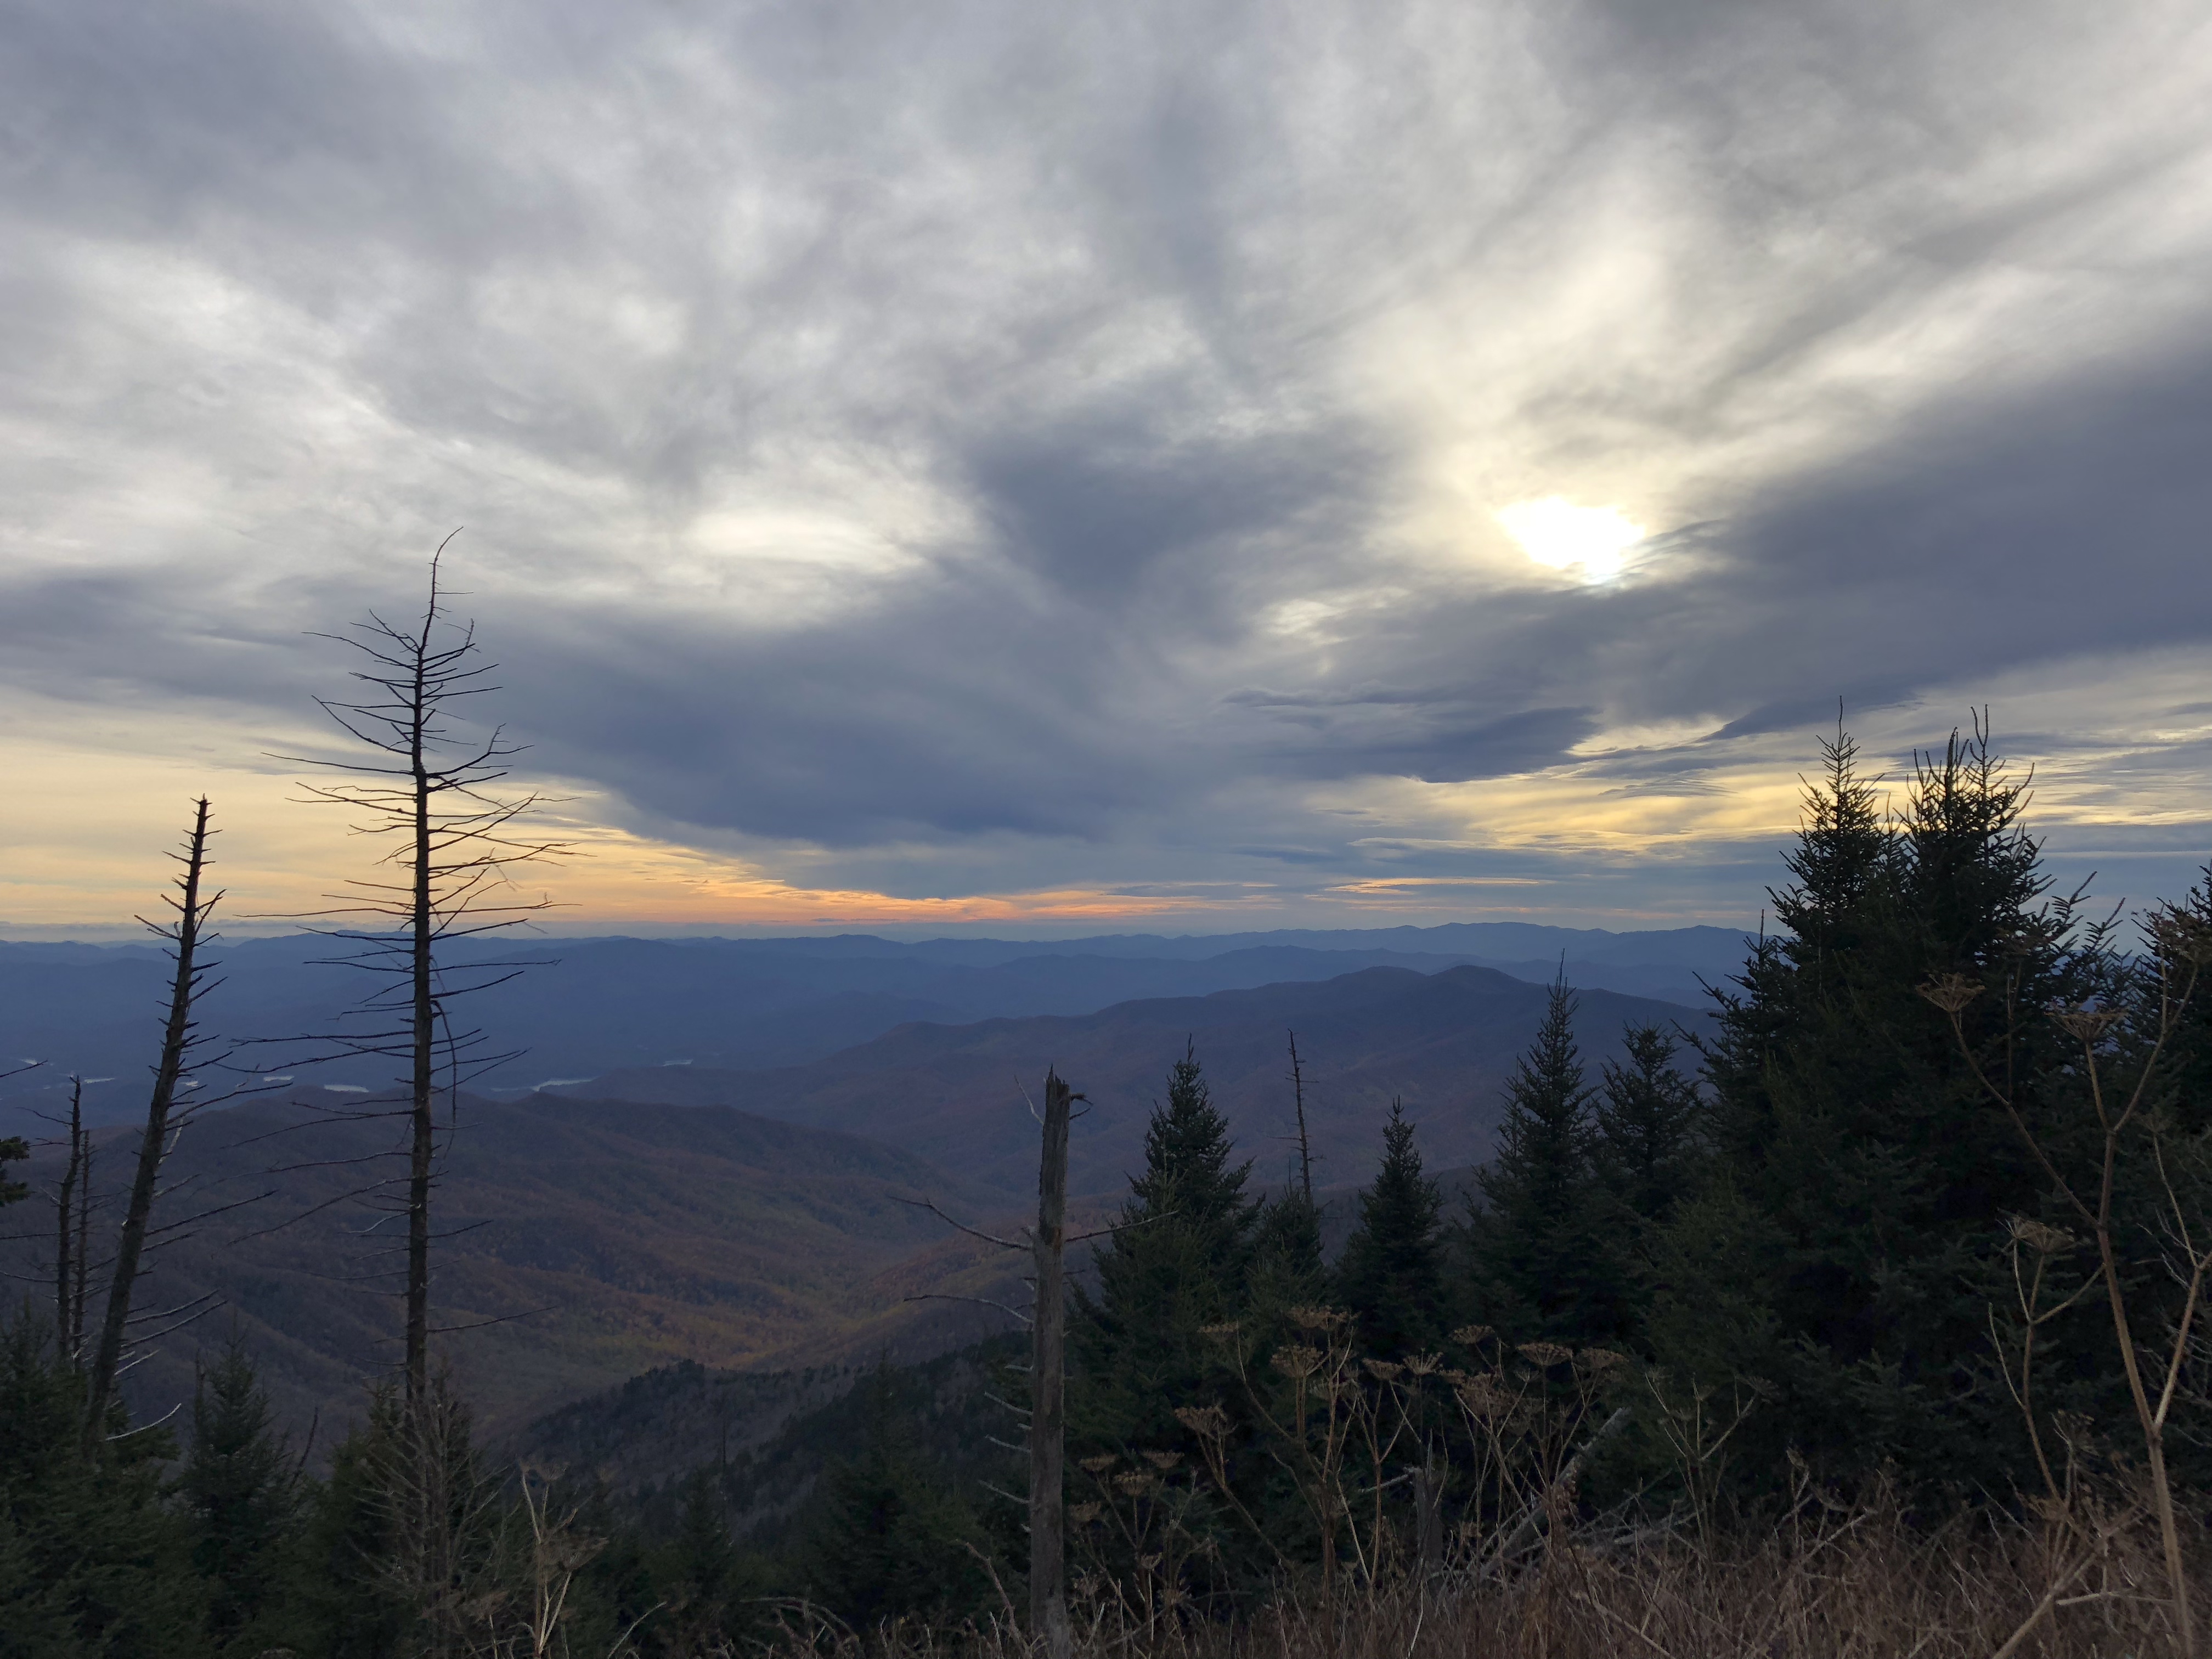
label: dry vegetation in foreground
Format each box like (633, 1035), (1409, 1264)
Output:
(741, 1489), (2207, 1659)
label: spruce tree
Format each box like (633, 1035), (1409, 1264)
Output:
(0, 1311), (205, 1658)
(1248, 1190), (1327, 1318)
(182, 1339), (304, 1654)
(1073, 1041), (1254, 1451)
(1337, 1101), (1445, 1357)
(1594, 1024), (1703, 1234)
(295, 1389), (418, 1659)
(658, 1467), (758, 1653)
(1466, 976), (1621, 1345)
(0, 1136), (26, 1210)
(801, 1363), (987, 1626)
(1652, 720), (2080, 1491)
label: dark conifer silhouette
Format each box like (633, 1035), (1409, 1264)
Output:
(1337, 1099), (1444, 1357)
(803, 1362), (987, 1627)
(1594, 1024), (1702, 1232)
(1468, 973), (1618, 1344)
(183, 1337), (303, 1650)
(1075, 1041), (1254, 1451)
(1655, 717), (2083, 1489)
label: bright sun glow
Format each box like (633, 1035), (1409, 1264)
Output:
(1494, 497), (1647, 583)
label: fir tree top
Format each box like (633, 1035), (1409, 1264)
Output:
(1338, 1099), (1445, 1357)
(1127, 1039), (1253, 1231)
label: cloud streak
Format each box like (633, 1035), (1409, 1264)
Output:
(3, 0), (2211, 929)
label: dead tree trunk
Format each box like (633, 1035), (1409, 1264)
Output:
(407, 661), (436, 1411)
(1031, 1069), (1071, 1659)
(287, 541), (565, 1413)
(55, 1077), (85, 1361)
(84, 797), (217, 1449)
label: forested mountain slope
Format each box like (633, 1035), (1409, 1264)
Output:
(557, 963), (1708, 1195)
(0, 1090), (1010, 1441)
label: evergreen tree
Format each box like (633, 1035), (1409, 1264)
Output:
(1074, 1041), (1254, 1451)
(654, 1467), (758, 1654)
(0, 1135), (26, 1209)
(1467, 976), (1621, 1345)
(0, 1311), (206, 1659)
(1652, 721), (2080, 1491)
(294, 1389), (416, 1659)
(181, 1339), (304, 1655)
(800, 1363), (988, 1627)
(2163, 860), (2212, 1135)
(1594, 1024), (1703, 1235)
(1247, 1189), (1328, 1318)
(1337, 1101), (1445, 1357)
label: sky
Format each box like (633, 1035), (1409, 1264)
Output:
(3, 0), (2211, 939)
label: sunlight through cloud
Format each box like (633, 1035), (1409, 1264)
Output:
(1494, 498), (1647, 584)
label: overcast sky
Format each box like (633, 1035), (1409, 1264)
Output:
(4, 0), (2211, 936)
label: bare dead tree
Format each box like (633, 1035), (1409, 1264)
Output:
(281, 541), (566, 1410)
(1031, 1069), (1073, 1659)
(899, 1067), (1181, 1659)
(82, 797), (222, 1449)
(1288, 1028), (1314, 1205)
(54, 1075), (90, 1362)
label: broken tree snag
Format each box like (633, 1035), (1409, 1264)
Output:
(1031, 1068), (1073, 1659)
(84, 796), (219, 1450)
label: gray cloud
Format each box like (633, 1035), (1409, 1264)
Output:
(3, 0), (2210, 920)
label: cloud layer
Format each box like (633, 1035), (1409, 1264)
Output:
(4, 0), (2211, 929)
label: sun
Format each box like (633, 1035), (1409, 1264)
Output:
(1494, 497), (1647, 583)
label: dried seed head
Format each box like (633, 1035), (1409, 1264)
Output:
(1289, 1306), (1350, 1332)
(1517, 1341), (1573, 1368)
(1577, 1347), (1628, 1373)
(1079, 1454), (1118, 1476)
(1404, 1353), (1441, 1378)
(1199, 1322), (1242, 1344)
(1273, 1344), (1323, 1381)
(2050, 1003), (2125, 1044)
(1173, 1404), (1232, 1440)
(1451, 1324), (1495, 1348)
(2007, 1215), (2078, 1256)
(1363, 1358), (1406, 1382)
(1113, 1471), (1159, 1496)
(1142, 1450), (1182, 1471)
(1070, 1502), (1103, 1526)
(2149, 910), (2212, 967)
(1918, 974), (1983, 1015)
(1457, 1378), (1511, 1418)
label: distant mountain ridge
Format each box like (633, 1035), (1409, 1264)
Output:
(555, 962), (1711, 1196)
(0, 955), (1712, 1446)
(0, 921), (1748, 1135)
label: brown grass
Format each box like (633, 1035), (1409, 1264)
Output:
(733, 1492), (2207, 1659)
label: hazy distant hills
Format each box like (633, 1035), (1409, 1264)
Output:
(0, 1087), (1027, 1439)
(556, 964), (1712, 1197)
(0, 921), (1747, 1136)
(0, 952), (1713, 1441)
